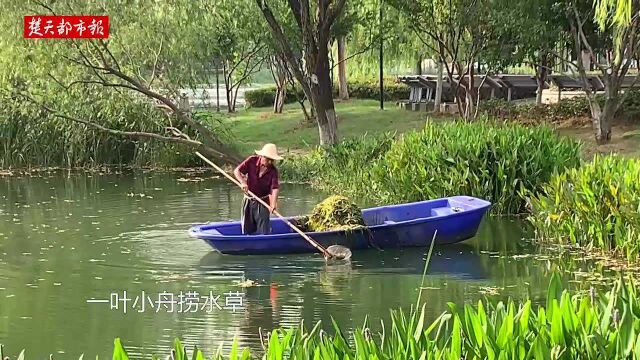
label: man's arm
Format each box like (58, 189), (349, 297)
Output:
(234, 158), (250, 192)
(269, 170), (280, 213)
(269, 188), (279, 213)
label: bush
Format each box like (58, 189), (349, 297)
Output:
(618, 89), (640, 121)
(281, 120), (582, 214)
(333, 78), (410, 101)
(481, 89), (640, 124)
(244, 79), (410, 108)
(480, 98), (590, 123)
(244, 86), (304, 108)
(528, 155), (640, 260)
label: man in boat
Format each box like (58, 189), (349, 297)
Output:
(233, 143), (283, 235)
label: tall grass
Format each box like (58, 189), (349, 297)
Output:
(5, 274), (640, 359)
(528, 155), (640, 260)
(281, 120), (582, 214)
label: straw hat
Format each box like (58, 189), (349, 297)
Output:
(255, 143), (283, 160)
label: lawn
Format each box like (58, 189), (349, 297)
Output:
(223, 99), (429, 156)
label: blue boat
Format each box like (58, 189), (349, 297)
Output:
(189, 196), (491, 255)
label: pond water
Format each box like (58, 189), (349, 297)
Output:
(0, 171), (613, 358)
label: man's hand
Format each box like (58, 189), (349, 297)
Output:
(268, 203), (277, 214)
(240, 182), (248, 193)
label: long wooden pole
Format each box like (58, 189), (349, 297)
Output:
(379, 0), (384, 110)
(195, 152), (331, 259)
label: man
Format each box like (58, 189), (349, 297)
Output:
(233, 143), (282, 235)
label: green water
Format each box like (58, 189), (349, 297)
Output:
(0, 171), (610, 358)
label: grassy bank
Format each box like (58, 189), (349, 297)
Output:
(528, 155), (640, 261)
(5, 274), (640, 359)
(280, 120), (582, 214)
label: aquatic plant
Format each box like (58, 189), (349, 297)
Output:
(5, 273), (640, 359)
(294, 195), (366, 232)
(280, 119), (582, 214)
(528, 155), (640, 260)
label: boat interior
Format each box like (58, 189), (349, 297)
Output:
(208, 198), (466, 236)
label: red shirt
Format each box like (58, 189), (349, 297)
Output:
(236, 155), (279, 198)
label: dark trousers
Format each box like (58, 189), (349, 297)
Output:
(241, 196), (271, 235)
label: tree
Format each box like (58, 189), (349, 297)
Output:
(567, 0), (640, 144)
(255, 0), (348, 145)
(389, 0), (505, 119)
(9, 0), (243, 164)
(214, 0), (269, 113)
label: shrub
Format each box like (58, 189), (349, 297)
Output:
(528, 155), (640, 260)
(618, 89), (640, 121)
(333, 78), (410, 101)
(281, 120), (582, 214)
(244, 86), (303, 108)
(480, 98), (590, 123)
(481, 89), (640, 124)
(244, 79), (410, 108)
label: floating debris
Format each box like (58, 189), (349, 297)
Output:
(479, 286), (503, 295)
(127, 193), (153, 199)
(236, 279), (259, 288)
(177, 177), (204, 182)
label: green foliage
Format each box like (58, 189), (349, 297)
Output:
(618, 90), (640, 121)
(0, 88), (200, 168)
(333, 78), (410, 101)
(7, 275), (640, 359)
(0, 0), (247, 168)
(528, 155), (640, 260)
(279, 131), (396, 199)
(244, 79), (409, 108)
(244, 86), (304, 108)
(281, 120), (582, 214)
(481, 90), (640, 124)
(480, 98), (591, 123)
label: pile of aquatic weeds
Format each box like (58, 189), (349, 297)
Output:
(293, 195), (366, 232)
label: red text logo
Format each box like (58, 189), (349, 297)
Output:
(24, 16), (109, 39)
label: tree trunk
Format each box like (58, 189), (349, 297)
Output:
(270, 55), (288, 114)
(415, 54), (423, 75)
(310, 41), (338, 145)
(591, 86), (617, 144)
(274, 86), (286, 113)
(215, 59), (220, 112)
(223, 61), (235, 113)
(337, 36), (349, 100)
(434, 60), (443, 113)
(535, 54), (549, 105)
(464, 65), (475, 120)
